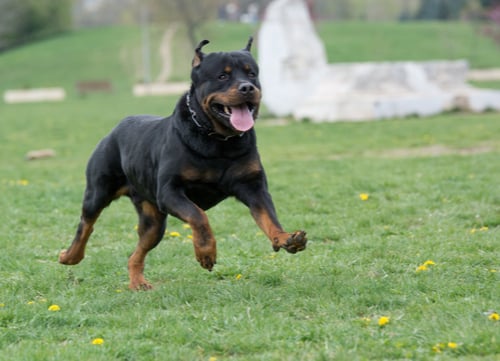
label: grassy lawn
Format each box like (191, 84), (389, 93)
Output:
(1, 95), (499, 360)
(0, 21), (499, 360)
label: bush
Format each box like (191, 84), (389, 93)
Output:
(0, 0), (71, 51)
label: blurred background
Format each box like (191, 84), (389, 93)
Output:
(1, 0), (500, 97)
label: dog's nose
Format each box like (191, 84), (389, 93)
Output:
(238, 82), (255, 95)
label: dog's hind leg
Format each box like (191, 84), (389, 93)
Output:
(59, 183), (119, 265)
(128, 200), (166, 290)
(59, 188), (109, 265)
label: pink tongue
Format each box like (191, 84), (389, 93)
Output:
(230, 105), (254, 132)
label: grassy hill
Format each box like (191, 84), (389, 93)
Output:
(0, 21), (499, 96)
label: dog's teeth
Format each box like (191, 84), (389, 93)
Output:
(224, 106), (231, 114)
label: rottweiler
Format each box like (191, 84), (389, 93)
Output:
(59, 38), (307, 290)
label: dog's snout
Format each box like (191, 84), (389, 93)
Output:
(238, 82), (255, 95)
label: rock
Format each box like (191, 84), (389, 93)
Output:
(25, 149), (56, 160)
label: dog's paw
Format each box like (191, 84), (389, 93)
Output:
(58, 249), (84, 265)
(276, 231), (307, 254)
(129, 277), (153, 291)
(198, 255), (216, 271)
(195, 245), (217, 271)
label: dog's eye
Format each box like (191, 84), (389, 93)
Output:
(218, 73), (229, 81)
(248, 71), (256, 79)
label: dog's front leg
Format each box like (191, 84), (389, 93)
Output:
(234, 182), (307, 254)
(158, 187), (217, 270)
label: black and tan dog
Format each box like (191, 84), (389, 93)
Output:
(59, 38), (307, 290)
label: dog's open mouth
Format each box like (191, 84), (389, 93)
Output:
(211, 102), (256, 132)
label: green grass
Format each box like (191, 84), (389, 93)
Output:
(1, 95), (499, 360)
(318, 21), (500, 68)
(0, 22), (500, 360)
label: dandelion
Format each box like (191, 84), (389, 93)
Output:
(378, 316), (390, 327)
(208, 357), (217, 361)
(182, 224), (191, 229)
(134, 224), (139, 231)
(187, 235), (193, 239)
(488, 312), (499, 321)
(447, 342), (458, 349)
(27, 301), (36, 305)
(169, 231), (181, 237)
(0, 303), (5, 307)
(48, 304), (61, 311)
(92, 338), (104, 345)
(360, 317), (371, 326)
(479, 226), (488, 232)
(432, 343), (444, 353)
(17, 179), (29, 186)
(359, 193), (369, 201)
(417, 260), (436, 272)
(235, 274), (242, 280)
(416, 265), (428, 272)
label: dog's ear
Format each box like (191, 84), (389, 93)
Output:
(243, 36), (253, 52)
(192, 40), (210, 67)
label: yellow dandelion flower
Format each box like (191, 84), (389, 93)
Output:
(92, 338), (104, 345)
(360, 317), (371, 325)
(235, 274), (242, 280)
(208, 357), (217, 361)
(423, 260), (436, 266)
(359, 193), (369, 201)
(416, 265), (428, 272)
(0, 303), (5, 307)
(470, 228), (476, 234)
(48, 304), (60, 311)
(182, 223), (191, 229)
(134, 224), (139, 231)
(378, 316), (390, 326)
(479, 226), (488, 232)
(17, 179), (29, 186)
(488, 312), (499, 321)
(27, 301), (35, 305)
(432, 344), (442, 353)
(187, 234), (193, 239)
(169, 231), (181, 237)
(447, 342), (458, 349)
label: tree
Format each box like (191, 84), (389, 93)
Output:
(415, 0), (468, 20)
(0, 0), (71, 51)
(149, 0), (223, 49)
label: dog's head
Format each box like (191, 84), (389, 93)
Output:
(190, 38), (261, 136)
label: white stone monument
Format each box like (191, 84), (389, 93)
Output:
(258, 0), (500, 122)
(258, 0), (328, 116)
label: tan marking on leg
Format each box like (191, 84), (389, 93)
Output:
(59, 216), (97, 265)
(128, 201), (164, 290)
(251, 208), (307, 253)
(186, 208), (217, 271)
